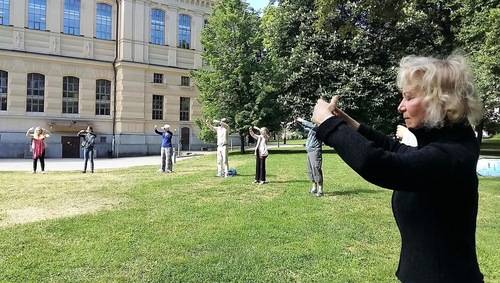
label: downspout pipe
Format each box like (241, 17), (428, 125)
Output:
(112, 0), (120, 158)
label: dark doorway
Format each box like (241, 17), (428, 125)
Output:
(62, 136), (80, 158)
(181, 127), (190, 150)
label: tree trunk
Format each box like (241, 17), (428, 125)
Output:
(240, 134), (246, 154)
(476, 121), (484, 145)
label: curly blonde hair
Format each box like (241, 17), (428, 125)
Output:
(396, 55), (483, 128)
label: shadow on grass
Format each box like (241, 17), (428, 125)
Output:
(228, 149), (338, 156)
(479, 150), (500, 157)
(266, 179), (310, 185)
(324, 188), (383, 197)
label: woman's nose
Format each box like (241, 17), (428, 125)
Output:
(397, 100), (406, 113)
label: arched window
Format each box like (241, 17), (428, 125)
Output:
(178, 14), (191, 49)
(63, 0), (80, 35)
(151, 9), (165, 45)
(96, 3), (112, 40)
(0, 70), (7, 110)
(26, 73), (45, 112)
(95, 79), (111, 115)
(28, 0), (46, 30)
(0, 0), (10, 26)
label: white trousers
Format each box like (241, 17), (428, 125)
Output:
(217, 145), (229, 176)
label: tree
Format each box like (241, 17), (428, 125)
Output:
(263, 0), (459, 133)
(191, 0), (283, 152)
(454, 1), (500, 136)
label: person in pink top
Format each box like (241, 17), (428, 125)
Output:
(26, 126), (51, 174)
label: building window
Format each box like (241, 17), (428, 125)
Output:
(96, 3), (112, 40)
(96, 79), (111, 115)
(180, 97), (190, 121)
(0, 0), (9, 26)
(63, 0), (80, 35)
(26, 73), (45, 112)
(62, 76), (79, 114)
(0, 70), (7, 110)
(152, 95), (163, 120)
(28, 0), (46, 30)
(151, 9), (165, 45)
(181, 76), (190, 86)
(154, 73), (164, 84)
(178, 14), (191, 49)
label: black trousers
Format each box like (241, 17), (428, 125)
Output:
(255, 151), (267, 182)
(33, 150), (45, 172)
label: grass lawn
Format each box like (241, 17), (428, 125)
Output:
(0, 147), (499, 282)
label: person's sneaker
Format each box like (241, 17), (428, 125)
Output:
(224, 174), (228, 178)
(31, 171), (36, 174)
(309, 188), (317, 194)
(259, 181), (266, 185)
(252, 180), (259, 184)
(91, 171), (94, 173)
(82, 171), (86, 174)
(41, 171), (45, 174)
(166, 170), (173, 173)
(157, 169), (165, 173)
(315, 192), (323, 197)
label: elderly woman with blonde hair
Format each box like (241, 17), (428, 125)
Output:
(312, 55), (484, 282)
(26, 126), (51, 174)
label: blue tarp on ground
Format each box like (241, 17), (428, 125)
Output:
(477, 159), (500, 177)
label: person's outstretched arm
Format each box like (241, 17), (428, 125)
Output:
(249, 126), (259, 140)
(154, 125), (163, 135)
(312, 96), (360, 130)
(42, 128), (51, 137)
(297, 117), (315, 131)
(206, 120), (217, 132)
(219, 120), (229, 130)
(26, 127), (34, 137)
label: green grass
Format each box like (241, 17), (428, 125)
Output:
(0, 148), (499, 282)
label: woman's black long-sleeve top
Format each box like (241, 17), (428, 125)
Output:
(316, 116), (483, 283)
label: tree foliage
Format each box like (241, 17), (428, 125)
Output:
(455, 0), (500, 134)
(191, 0), (284, 152)
(262, 0), (457, 133)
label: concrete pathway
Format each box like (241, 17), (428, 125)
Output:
(0, 153), (211, 172)
(0, 144), (301, 172)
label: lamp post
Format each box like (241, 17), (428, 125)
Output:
(173, 128), (178, 163)
(177, 128), (181, 158)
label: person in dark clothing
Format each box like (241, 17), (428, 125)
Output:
(78, 126), (97, 173)
(312, 55), (484, 283)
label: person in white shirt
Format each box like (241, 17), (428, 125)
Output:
(207, 118), (230, 177)
(396, 125), (418, 147)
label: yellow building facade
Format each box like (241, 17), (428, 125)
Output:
(0, 0), (214, 158)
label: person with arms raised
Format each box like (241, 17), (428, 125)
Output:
(312, 55), (484, 283)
